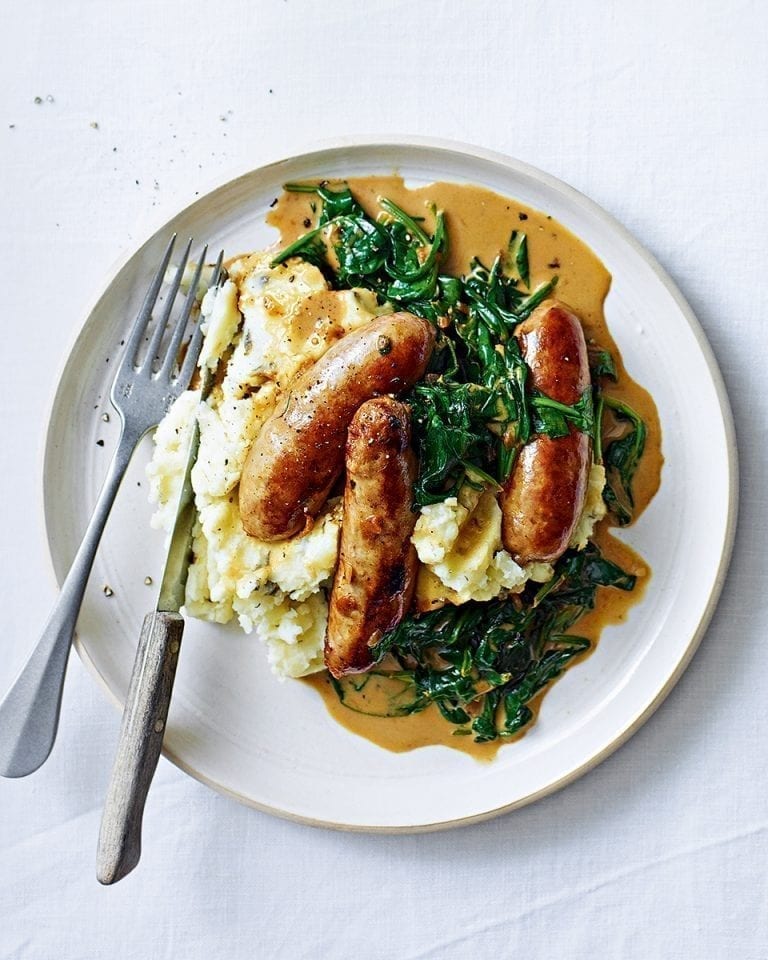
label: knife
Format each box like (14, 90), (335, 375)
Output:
(96, 263), (223, 885)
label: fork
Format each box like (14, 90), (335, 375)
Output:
(0, 236), (215, 779)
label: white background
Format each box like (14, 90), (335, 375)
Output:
(2, 1), (766, 957)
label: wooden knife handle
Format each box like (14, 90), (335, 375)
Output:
(96, 610), (184, 885)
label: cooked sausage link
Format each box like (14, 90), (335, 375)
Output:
(500, 299), (591, 564)
(239, 313), (435, 542)
(325, 397), (419, 678)
(501, 433), (590, 563)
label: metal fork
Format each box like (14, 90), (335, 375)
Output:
(0, 236), (219, 779)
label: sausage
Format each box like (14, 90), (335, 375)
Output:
(325, 398), (419, 678)
(239, 312), (435, 541)
(500, 299), (591, 564)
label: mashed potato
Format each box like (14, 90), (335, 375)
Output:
(413, 487), (554, 608)
(148, 250), (607, 678)
(570, 462), (608, 549)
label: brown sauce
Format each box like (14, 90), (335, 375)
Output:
(270, 177), (663, 758)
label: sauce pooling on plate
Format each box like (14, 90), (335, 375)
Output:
(270, 176), (663, 758)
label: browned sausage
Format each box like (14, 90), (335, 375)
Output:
(239, 313), (435, 541)
(325, 397), (419, 678)
(500, 299), (591, 564)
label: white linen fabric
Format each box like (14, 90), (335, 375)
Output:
(1, 0), (766, 957)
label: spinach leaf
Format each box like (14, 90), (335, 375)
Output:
(455, 260), (536, 475)
(501, 636), (590, 735)
(332, 216), (389, 283)
(601, 397), (646, 526)
(530, 389), (595, 438)
(409, 381), (497, 505)
(329, 672), (422, 718)
(517, 277), (559, 319)
(588, 348), (646, 523)
(283, 181), (362, 222)
(506, 230), (530, 288)
(589, 346), (618, 381)
(271, 225), (329, 269)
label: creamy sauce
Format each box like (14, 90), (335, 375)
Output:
(270, 177), (663, 758)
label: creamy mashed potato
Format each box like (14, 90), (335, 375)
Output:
(570, 462), (607, 549)
(148, 249), (607, 679)
(413, 487), (554, 608)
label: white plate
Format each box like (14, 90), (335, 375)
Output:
(43, 138), (737, 831)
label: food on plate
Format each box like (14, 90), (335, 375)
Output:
(239, 312), (435, 542)
(326, 396), (419, 679)
(148, 176), (662, 751)
(500, 300), (592, 563)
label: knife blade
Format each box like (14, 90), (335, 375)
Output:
(155, 379), (206, 614)
(156, 255), (225, 611)
(97, 256), (224, 884)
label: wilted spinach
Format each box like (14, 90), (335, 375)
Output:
(272, 183), (570, 495)
(588, 347), (646, 525)
(600, 397), (647, 526)
(332, 542), (636, 742)
(272, 183), (649, 740)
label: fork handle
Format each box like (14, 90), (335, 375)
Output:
(97, 610), (183, 885)
(0, 426), (139, 778)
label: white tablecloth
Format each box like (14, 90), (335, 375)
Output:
(2, 1), (766, 957)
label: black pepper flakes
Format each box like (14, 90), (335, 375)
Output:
(96, 439), (104, 447)
(518, 212), (528, 221)
(103, 585), (114, 597)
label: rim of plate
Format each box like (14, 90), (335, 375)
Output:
(42, 136), (739, 832)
